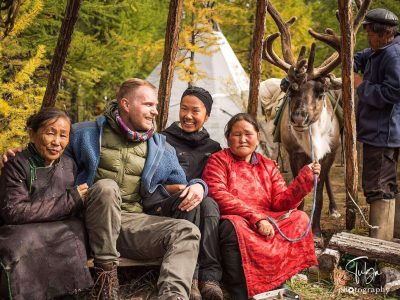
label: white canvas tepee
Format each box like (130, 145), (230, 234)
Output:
(146, 30), (249, 147)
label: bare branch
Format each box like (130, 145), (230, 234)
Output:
(353, 0), (372, 34)
(354, 0), (362, 10)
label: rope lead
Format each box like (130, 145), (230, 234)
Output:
(267, 126), (318, 242)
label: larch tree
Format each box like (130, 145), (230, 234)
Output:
(176, 0), (220, 86)
(0, 0), (46, 152)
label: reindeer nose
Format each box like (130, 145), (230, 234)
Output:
(291, 111), (309, 126)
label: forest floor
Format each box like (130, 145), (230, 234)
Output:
(79, 152), (400, 300)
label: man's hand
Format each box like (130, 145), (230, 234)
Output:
(77, 183), (89, 200)
(308, 162), (321, 175)
(164, 184), (186, 195)
(178, 183), (204, 212)
(256, 219), (275, 239)
(354, 72), (363, 89)
(0, 147), (23, 169)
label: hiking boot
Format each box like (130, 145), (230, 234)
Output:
(369, 199), (395, 241)
(190, 279), (202, 300)
(199, 281), (223, 300)
(92, 261), (120, 300)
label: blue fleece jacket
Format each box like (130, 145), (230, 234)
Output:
(65, 116), (208, 208)
(354, 33), (400, 147)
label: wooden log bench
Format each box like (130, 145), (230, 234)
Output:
(316, 232), (400, 274)
(87, 257), (162, 268)
(327, 232), (400, 265)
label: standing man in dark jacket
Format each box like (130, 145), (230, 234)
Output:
(354, 8), (400, 241)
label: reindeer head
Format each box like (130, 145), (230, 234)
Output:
(263, 1), (369, 130)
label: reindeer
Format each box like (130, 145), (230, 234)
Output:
(261, 1), (369, 241)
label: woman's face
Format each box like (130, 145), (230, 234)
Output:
(228, 120), (260, 162)
(179, 95), (209, 133)
(29, 117), (70, 166)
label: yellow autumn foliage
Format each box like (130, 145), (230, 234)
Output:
(0, 0), (46, 153)
(176, 0), (220, 85)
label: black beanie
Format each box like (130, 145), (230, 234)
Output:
(181, 86), (213, 116)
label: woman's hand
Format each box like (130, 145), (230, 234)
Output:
(1, 147), (23, 169)
(77, 183), (89, 200)
(256, 219), (275, 239)
(164, 184), (186, 195)
(178, 183), (204, 212)
(308, 161), (321, 175)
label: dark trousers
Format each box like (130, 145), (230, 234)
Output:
(362, 144), (399, 203)
(219, 219), (248, 299)
(151, 193), (222, 282)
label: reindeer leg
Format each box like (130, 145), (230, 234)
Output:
(312, 179), (324, 241)
(289, 152), (309, 210)
(326, 174), (341, 218)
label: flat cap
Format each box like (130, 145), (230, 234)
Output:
(362, 8), (398, 26)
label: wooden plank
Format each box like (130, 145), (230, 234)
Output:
(247, 0), (267, 117)
(338, 0), (358, 230)
(328, 232), (400, 265)
(41, 0), (82, 108)
(156, 0), (184, 132)
(87, 257), (162, 268)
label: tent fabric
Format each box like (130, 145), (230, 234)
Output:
(146, 31), (249, 147)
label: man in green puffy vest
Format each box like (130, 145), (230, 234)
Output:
(69, 78), (208, 300)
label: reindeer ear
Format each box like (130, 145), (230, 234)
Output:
(329, 76), (342, 90)
(321, 75), (342, 91)
(280, 77), (290, 92)
(319, 77), (331, 91)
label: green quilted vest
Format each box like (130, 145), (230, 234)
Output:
(94, 121), (147, 213)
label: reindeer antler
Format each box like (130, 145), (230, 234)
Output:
(266, 1), (296, 65)
(264, 0), (372, 81)
(263, 33), (291, 72)
(306, 0), (371, 79)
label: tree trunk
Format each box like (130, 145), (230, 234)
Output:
(41, 0), (82, 108)
(189, 6), (195, 88)
(156, 0), (184, 132)
(338, 0), (358, 230)
(247, 0), (267, 117)
(318, 248), (341, 272)
(69, 84), (78, 123)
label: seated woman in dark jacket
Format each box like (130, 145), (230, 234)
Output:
(155, 87), (223, 300)
(0, 108), (93, 299)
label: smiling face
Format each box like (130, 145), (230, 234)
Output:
(29, 117), (71, 166)
(179, 95), (209, 133)
(228, 120), (260, 162)
(119, 85), (158, 131)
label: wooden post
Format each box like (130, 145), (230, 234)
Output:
(247, 0), (267, 117)
(41, 0), (82, 108)
(338, 0), (358, 230)
(156, 0), (184, 132)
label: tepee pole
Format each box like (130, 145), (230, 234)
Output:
(156, 0), (184, 132)
(338, 0), (358, 230)
(248, 0), (267, 117)
(41, 0), (82, 108)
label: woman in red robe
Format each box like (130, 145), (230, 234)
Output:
(202, 113), (319, 299)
